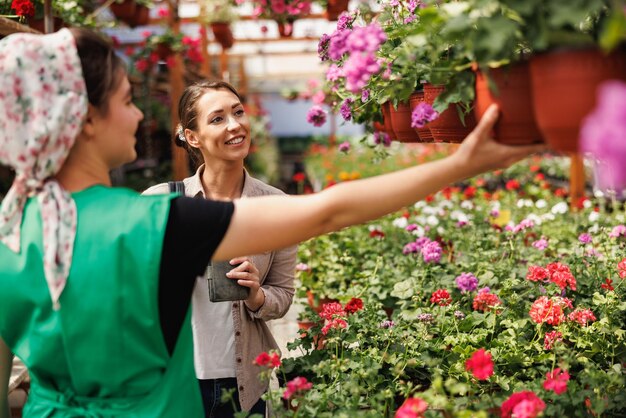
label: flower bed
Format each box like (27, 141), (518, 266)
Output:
(266, 154), (626, 417)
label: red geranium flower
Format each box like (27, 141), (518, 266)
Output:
(543, 368), (570, 395)
(11, 0), (35, 17)
(505, 179), (520, 190)
(618, 258), (626, 278)
(472, 291), (501, 312)
(529, 296), (566, 326)
(601, 278), (614, 291)
(543, 330), (563, 350)
(430, 289), (451, 306)
(465, 348), (494, 380)
(344, 297), (363, 314)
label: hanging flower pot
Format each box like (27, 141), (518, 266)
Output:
(324, 0), (349, 21)
(110, 0), (137, 25)
(423, 84), (476, 143)
(408, 91), (434, 142)
(381, 101), (396, 139)
(210, 22), (235, 49)
(474, 62), (544, 145)
(529, 47), (626, 153)
(276, 20), (294, 37)
(155, 42), (173, 60)
(129, 4), (150, 27)
(389, 100), (421, 143)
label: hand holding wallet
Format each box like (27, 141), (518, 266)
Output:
(207, 261), (250, 302)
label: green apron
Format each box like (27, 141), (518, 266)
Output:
(0, 186), (203, 417)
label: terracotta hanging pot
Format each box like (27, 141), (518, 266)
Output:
(529, 47), (626, 153)
(381, 101), (396, 139)
(210, 22), (235, 49)
(155, 43), (173, 60)
(408, 91), (434, 142)
(129, 4), (150, 27)
(389, 100), (421, 142)
(324, 0), (349, 21)
(110, 0), (137, 25)
(474, 62), (544, 145)
(423, 84), (476, 143)
(276, 20), (294, 37)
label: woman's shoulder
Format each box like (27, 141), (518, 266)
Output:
(245, 175), (286, 197)
(142, 182), (171, 196)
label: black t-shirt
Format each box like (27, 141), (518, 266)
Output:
(158, 196), (234, 354)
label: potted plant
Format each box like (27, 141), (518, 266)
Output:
(316, 0), (349, 21)
(247, 0), (312, 37)
(199, 0), (238, 49)
(506, 0), (626, 152)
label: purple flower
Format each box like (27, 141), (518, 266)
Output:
(421, 241), (442, 263)
(340, 98), (353, 121)
(403, 242), (419, 255)
(609, 225), (626, 238)
(578, 233), (592, 244)
(532, 238), (549, 251)
(361, 89), (370, 103)
(417, 313), (434, 323)
(580, 80), (626, 190)
(328, 29), (350, 61)
(405, 224), (418, 232)
(411, 102), (439, 129)
(306, 105), (327, 127)
(455, 272), (478, 293)
(326, 64), (343, 82)
(380, 320), (395, 329)
(343, 53), (380, 93)
(338, 141), (350, 153)
(336, 11), (352, 30)
(414, 236), (431, 250)
(374, 131), (391, 147)
(345, 24), (387, 55)
(318, 33), (331, 61)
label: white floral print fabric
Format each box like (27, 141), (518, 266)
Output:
(0, 29), (88, 309)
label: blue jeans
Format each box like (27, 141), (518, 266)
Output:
(198, 378), (266, 418)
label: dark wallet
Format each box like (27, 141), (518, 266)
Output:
(207, 261), (249, 302)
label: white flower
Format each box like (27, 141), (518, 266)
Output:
(422, 206), (438, 215)
(368, 224), (381, 231)
(583, 199), (593, 209)
(451, 210), (469, 223)
(490, 201), (501, 212)
(589, 211), (600, 222)
(617, 213), (625, 223)
(438, 200), (453, 210)
(551, 202), (568, 214)
(426, 215), (439, 226)
(526, 213), (543, 225)
(392, 217), (408, 228)
(414, 201), (427, 209)
(414, 216), (427, 225)
(517, 199), (533, 208)
(412, 226), (425, 237)
(460, 200), (474, 210)
(535, 199), (548, 209)
(589, 223), (600, 233)
(541, 213), (556, 222)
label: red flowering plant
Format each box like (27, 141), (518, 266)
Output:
(246, 0), (312, 24)
(288, 154), (626, 416)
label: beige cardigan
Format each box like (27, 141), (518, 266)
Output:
(143, 166), (297, 411)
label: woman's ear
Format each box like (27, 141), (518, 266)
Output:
(185, 129), (201, 149)
(81, 104), (100, 139)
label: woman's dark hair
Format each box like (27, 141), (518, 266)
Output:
(176, 81), (242, 166)
(70, 28), (125, 113)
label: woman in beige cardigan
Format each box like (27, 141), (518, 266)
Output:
(143, 81), (295, 417)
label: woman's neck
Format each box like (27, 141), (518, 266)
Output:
(54, 153), (111, 192)
(200, 160), (245, 201)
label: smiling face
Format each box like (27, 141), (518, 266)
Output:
(187, 88), (251, 165)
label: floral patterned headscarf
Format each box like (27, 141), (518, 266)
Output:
(0, 29), (88, 309)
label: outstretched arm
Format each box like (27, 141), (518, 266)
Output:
(0, 338), (11, 418)
(213, 105), (543, 261)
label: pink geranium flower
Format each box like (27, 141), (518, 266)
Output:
(395, 397), (428, 418)
(283, 376), (313, 400)
(500, 391), (546, 418)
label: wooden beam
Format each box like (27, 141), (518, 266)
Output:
(569, 153), (585, 211)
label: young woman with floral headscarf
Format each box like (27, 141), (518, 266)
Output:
(0, 28), (542, 417)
